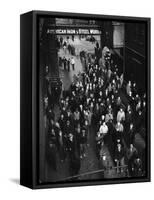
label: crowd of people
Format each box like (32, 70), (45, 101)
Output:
(57, 36), (76, 55)
(44, 38), (146, 179)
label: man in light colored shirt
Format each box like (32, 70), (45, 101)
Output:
(99, 122), (108, 135)
(126, 80), (131, 95)
(117, 108), (125, 122)
(71, 57), (75, 70)
(105, 112), (113, 123)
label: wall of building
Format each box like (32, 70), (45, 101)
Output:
(124, 22), (146, 93)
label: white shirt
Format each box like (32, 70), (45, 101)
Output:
(71, 58), (75, 65)
(99, 124), (108, 135)
(117, 110), (125, 122)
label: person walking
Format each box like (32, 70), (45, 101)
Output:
(63, 57), (67, 70)
(71, 57), (75, 70)
(67, 58), (70, 72)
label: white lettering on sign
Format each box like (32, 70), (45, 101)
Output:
(79, 29), (89, 34)
(67, 29), (76, 34)
(56, 29), (67, 34)
(47, 29), (55, 34)
(47, 29), (101, 34)
(90, 29), (100, 34)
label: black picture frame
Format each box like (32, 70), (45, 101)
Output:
(20, 10), (151, 189)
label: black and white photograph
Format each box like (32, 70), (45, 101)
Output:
(0, 0), (154, 197)
(38, 15), (150, 184)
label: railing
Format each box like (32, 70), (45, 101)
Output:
(52, 165), (128, 182)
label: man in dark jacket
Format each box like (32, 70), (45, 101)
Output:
(114, 143), (125, 174)
(80, 128), (87, 159)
